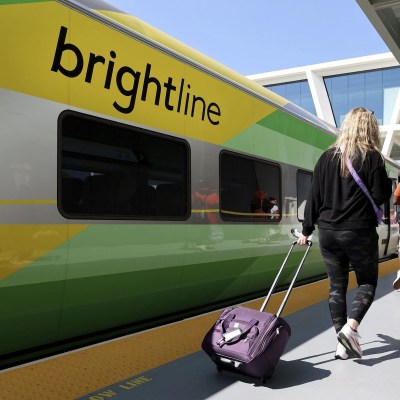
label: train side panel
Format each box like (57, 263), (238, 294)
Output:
(1, 0), (398, 367)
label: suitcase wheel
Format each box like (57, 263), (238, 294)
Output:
(261, 371), (273, 384)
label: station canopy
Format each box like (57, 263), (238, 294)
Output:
(357, 0), (400, 63)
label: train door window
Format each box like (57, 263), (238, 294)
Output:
(297, 170), (312, 221)
(58, 111), (189, 219)
(220, 151), (281, 222)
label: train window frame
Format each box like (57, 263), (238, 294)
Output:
(297, 169), (312, 222)
(57, 110), (190, 221)
(219, 150), (282, 223)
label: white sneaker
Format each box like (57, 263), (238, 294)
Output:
(335, 341), (349, 360)
(393, 270), (400, 291)
(337, 324), (362, 358)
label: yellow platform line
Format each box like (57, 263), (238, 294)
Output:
(0, 258), (398, 400)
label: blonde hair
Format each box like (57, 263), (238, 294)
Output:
(331, 107), (381, 177)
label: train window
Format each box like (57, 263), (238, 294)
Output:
(297, 170), (312, 221)
(220, 151), (281, 222)
(58, 111), (189, 220)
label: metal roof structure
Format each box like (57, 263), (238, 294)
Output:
(357, 0), (400, 64)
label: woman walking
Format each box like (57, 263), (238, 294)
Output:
(297, 107), (392, 360)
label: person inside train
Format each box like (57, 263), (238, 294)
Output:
(269, 197), (279, 220)
(392, 183), (400, 291)
(250, 190), (273, 219)
(297, 107), (392, 360)
(390, 209), (397, 225)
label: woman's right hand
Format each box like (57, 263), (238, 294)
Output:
(297, 234), (309, 246)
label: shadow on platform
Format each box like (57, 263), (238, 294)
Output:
(355, 334), (400, 366)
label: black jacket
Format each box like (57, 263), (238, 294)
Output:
(302, 147), (392, 236)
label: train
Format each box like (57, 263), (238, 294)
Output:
(1, 0), (399, 369)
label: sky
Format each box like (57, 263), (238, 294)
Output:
(108, 0), (390, 76)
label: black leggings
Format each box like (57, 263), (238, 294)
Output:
(319, 228), (379, 333)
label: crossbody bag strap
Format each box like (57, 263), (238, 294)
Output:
(345, 158), (380, 214)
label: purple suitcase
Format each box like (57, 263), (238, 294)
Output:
(202, 235), (312, 382)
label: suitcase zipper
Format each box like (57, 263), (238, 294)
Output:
(249, 324), (281, 358)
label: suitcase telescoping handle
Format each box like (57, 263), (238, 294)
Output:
(259, 228), (312, 316)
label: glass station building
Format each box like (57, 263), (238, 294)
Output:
(248, 53), (400, 162)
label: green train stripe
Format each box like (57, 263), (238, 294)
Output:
(257, 110), (335, 150)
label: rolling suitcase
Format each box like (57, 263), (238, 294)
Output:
(201, 230), (312, 382)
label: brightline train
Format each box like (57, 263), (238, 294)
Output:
(1, 0), (399, 368)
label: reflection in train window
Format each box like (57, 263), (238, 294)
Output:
(297, 170), (312, 221)
(220, 151), (281, 222)
(58, 111), (189, 219)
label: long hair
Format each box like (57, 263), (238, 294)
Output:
(331, 107), (381, 177)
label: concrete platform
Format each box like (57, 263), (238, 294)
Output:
(79, 272), (400, 400)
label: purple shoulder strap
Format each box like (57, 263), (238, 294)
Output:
(345, 158), (383, 222)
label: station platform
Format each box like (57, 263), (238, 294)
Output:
(1, 259), (399, 400)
